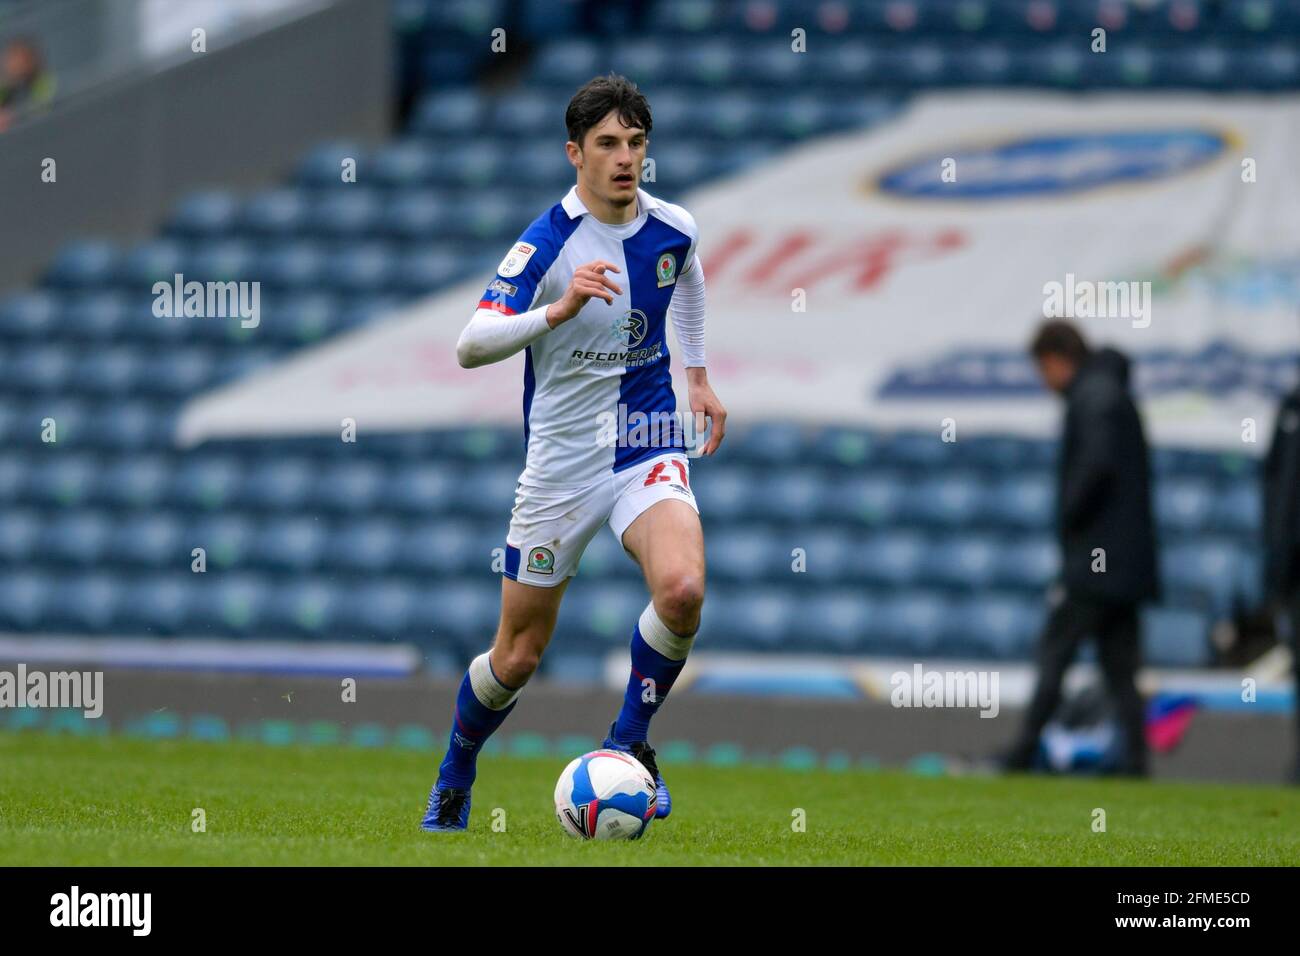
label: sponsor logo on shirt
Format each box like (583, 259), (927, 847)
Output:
(498, 241), (536, 278)
(487, 278), (519, 298)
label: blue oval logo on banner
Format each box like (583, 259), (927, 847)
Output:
(877, 129), (1228, 199)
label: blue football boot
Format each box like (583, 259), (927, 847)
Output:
(603, 722), (671, 819)
(420, 779), (472, 832)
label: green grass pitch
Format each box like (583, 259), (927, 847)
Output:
(2, 732), (1297, 865)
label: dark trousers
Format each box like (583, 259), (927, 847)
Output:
(1008, 596), (1148, 773)
(1287, 588), (1300, 761)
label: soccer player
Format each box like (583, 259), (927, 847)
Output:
(421, 74), (726, 831)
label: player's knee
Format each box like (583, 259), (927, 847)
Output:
(655, 573), (705, 635)
(493, 643), (543, 687)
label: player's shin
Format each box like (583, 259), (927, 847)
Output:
(613, 602), (694, 744)
(436, 651), (522, 788)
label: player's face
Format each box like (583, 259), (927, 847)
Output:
(574, 111), (646, 208)
(1036, 354), (1077, 394)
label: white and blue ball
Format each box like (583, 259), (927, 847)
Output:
(554, 749), (657, 840)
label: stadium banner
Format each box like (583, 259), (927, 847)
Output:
(176, 93), (1300, 451)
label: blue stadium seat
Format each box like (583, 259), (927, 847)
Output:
(950, 593), (1043, 659)
(74, 348), (144, 395)
(701, 585), (796, 651)
(326, 519), (402, 573)
(755, 468), (831, 523)
(310, 188), (384, 239)
(529, 40), (603, 89)
(261, 293), (343, 345)
(240, 458), (318, 511)
(46, 573), (121, 632)
(990, 535), (1058, 592)
(809, 426), (878, 468)
(433, 140), (507, 189)
(117, 574), (194, 634)
(297, 141), (367, 187)
(111, 512), (185, 567)
(388, 462), (460, 514)
(0, 291), (59, 337)
(927, 534), (1002, 590)
(1142, 606), (1211, 667)
(796, 588), (875, 653)
(167, 192), (240, 239)
(987, 472), (1053, 528)
(322, 242), (397, 295)
(555, 582), (647, 649)
(171, 456), (245, 511)
(707, 526), (793, 583)
(135, 348), (214, 398)
(856, 530), (927, 586)
(96, 455), (173, 509)
(0, 509), (41, 562)
(419, 578), (500, 641)
(798, 527), (854, 583)
(314, 459), (388, 513)
(875, 589), (950, 655)
(87, 401), (174, 451)
(240, 188), (311, 238)
(338, 578), (418, 638)
(0, 456), (25, 504)
(827, 472), (908, 525)
(39, 509), (114, 566)
(117, 240), (188, 287)
(26, 453), (98, 507)
(187, 513), (256, 570)
(576, 529), (641, 581)
(412, 87), (484, 137)
(1156, 477), (1216, 533)
(399, 519), (496, 577)
(44, 240), (118, 290)
(252, 516), (329, 571)
(506, 141), (573, 188)
(904, 472), (987, 527)
(190, 572), (272, 635)
(64, 292), (129, 341)
(393, 244), (470, 294)
(10, 344), (73, 393)
(1214, 481), (1261, 536)
(1161, 539), (1242, 615)
(384, 191), (451, 241)
(0, 571), (52, 629)
(260, 241), (329, 290)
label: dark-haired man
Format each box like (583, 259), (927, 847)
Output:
(1000, 320), (1158, 776)
(421, 74), (727, 831)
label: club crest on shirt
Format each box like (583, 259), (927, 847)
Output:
(498, 242), (536, 278)
(655, 252), (677, 288)
(527, 546), (555, 574)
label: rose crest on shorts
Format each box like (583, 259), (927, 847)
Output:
(527, 546), (555, 574)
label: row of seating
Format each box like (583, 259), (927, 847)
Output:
(0, 446), (1262, 532)
(0, 565), (1214, 666)
(0, 503), (1260, 609)
(401, 0), (1300, 43)
(41, 237), (494, 298)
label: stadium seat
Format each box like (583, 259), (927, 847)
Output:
(1142, 606), (1212, 668)
(167, 192), (240, 239)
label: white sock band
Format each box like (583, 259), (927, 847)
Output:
(639, 602), (695, 662)
(468, 652), (521, 711)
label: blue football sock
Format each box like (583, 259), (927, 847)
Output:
(614, 604), (694, 744)
(437, 652), (520, 789)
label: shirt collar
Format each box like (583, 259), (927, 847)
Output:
(562, 185), (659, 220)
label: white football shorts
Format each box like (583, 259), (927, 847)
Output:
(504, 451), (698, 587)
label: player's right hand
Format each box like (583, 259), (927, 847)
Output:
(546, 261), (623, 327)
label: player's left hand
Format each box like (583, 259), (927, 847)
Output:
(686, 371), (727, 456)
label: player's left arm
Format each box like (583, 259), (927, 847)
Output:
(671, 253), (726, 456)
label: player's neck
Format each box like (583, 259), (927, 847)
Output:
(576, 180), (639, 225)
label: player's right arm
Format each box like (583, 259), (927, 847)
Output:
(456, 259), (623, 369)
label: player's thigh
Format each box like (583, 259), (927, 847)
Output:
(619, 497), (705, 597)
(496, 575), (571, 653)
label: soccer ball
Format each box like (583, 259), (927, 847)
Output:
(554, 749), (657, 840)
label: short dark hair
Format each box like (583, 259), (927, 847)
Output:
(1029, 319), (1090, 363)
(565, 73), (652, 148)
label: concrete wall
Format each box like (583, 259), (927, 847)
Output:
(0, 0), (391, 292)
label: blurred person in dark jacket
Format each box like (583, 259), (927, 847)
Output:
(1000, 320), (1159, 776)
(1263, 378), (1300, 782)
